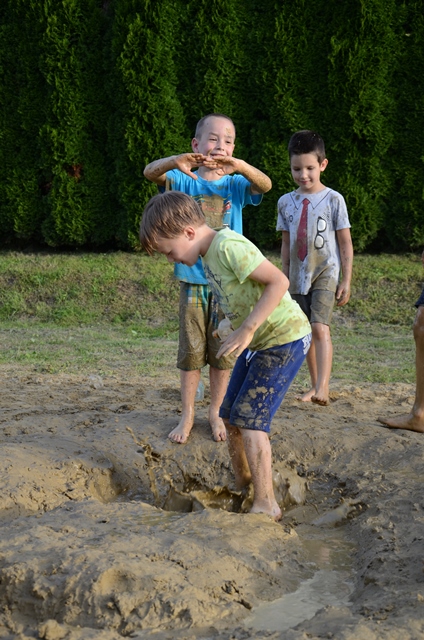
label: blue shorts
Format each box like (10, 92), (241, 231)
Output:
(219, 334), (311, 433)
(415, 287), (424, 308)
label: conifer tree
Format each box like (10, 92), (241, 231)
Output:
(0, 0), (46, 243)
(326, 0), (398, 251)
(0, 0), (423, 251)
(178, 0), (247, 132)
(39, 0), (112, 246)
(384, 0), (424, 249)
(106, 0), (187, 247)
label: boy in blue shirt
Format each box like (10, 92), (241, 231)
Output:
(144, 114), (271, 443)
(139, 191), (311, 519)
(276, 130), (353, 406)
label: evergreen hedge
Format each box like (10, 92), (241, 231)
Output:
(0, 0), (423, 251)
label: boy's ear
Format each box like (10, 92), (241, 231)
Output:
(191, 137), (199, 152)
(184, 225), (197, 240)
(320, 158), (329, 172)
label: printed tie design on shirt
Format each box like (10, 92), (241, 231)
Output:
(297, 198), (310, 261)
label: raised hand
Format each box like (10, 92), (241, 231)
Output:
(173, 153), (208, 179)
(200, 155), (239, 176)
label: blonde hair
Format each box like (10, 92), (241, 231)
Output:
(139, 191), (205, 254)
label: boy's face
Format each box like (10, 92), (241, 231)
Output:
(290, 153), (328, 194)
(155, 231), (200, 267)
(192, 116), (235, 159)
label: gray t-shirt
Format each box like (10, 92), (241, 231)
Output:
(276, 187), (351, 294)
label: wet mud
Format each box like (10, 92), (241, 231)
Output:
(0, 370), (422, 639)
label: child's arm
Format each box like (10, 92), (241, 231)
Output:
(335, 228), (353, 306)
(281, 231), (290, 278)
(202, 157), (272, 194)
(143, 153), (206, 186)
(217, 260), (289, 359)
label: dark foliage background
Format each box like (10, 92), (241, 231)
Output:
(0, 0), (423, 251)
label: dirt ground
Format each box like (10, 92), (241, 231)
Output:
(0, 368), (423, 640)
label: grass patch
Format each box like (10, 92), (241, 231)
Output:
(0, 250), (179, 331)
(0, 323), (178, 378)
(0, 250), (421, 384)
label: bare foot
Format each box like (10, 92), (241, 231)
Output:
(168, 415), (193, 444)
(296, 387), (316, 402)
(209, 404), (227, 442)
(250, 500), (282, 522)
(377, 413), (424, 433)
(311, 394), (330, 406)
(209, 415), (227, 442)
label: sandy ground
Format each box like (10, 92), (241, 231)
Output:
(0, 368), (423, 640)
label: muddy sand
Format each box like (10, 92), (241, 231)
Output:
(0, 368), (422, 640)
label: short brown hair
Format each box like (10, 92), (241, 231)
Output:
(139, 191), (205, 254)
(288, 130), (326, 163)
(195, 113), (235, 139)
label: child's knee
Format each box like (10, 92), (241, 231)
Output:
(311, 322), (330, 338)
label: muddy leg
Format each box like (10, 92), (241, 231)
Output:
(225, 422), (251, 489)
(310, 322), (332, 406)
(241, 428), (282, 520)
(226, 422), (281, 521)
(208, 367), (229, 442)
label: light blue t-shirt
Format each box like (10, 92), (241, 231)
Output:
(165, 170), (262, 284)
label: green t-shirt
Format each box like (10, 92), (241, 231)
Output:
(202, 229), (311, 351)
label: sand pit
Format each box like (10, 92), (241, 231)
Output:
(0, 369), (422, 639)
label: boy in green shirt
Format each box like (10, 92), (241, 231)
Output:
(144, 113), (271, 444)
(140, 191), (311, 519)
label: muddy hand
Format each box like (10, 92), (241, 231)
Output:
(216, 326), (254, 359)
(201, 155), (236, 176)
(174, 153), (207, 179)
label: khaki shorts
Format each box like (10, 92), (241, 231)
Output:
(291, 289), (335, 326)
(177, 282), (235, 371)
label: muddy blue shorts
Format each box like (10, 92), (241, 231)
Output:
(415, 287), (424, 308)
(219, 334), (311, 433)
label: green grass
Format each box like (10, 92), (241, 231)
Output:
(0, 250), (421, 384)
(0, 250), (179, 330)
(0, 323), (178, 378)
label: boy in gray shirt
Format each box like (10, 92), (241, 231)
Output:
(276, 130), (353, 406)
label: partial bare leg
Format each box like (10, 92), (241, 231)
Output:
(226, 422), (281, 520)
(297, 340), (318, 402)
(225, 422), (252, 489)
(310, 322), (332, 406)
(168, 369), (200, 443)
(242, 429), (282, 520)
(208, 366), (230, 441)
(378, 307), (424, 433)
